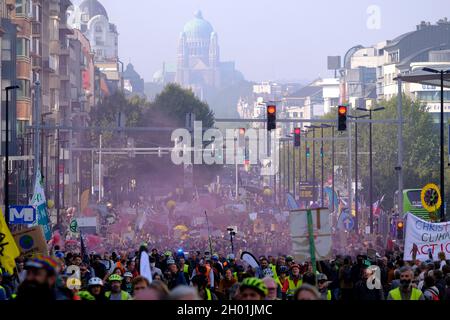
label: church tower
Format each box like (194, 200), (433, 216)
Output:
(209, 32), (220, 88)
(176, 32), (189, 85)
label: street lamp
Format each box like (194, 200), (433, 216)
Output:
(306, 125), (321, 205)
(357, 106), (385, 234)
(348, 114), (369, 233)
(320, 124), (333, 208)
(422, 67), (450, 222)
(4, 85), (19, 225)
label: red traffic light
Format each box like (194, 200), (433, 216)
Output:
(267, 105), (276, 114)
(239, 128), (246, 135)
(397, 221), (404, 229)
(338, 106), (347, 115)
(294, 128), (301, 135)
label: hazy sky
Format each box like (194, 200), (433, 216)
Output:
(76, 0), (450, 83)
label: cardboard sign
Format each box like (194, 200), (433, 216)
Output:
(289, 208), (332, 262)
(13, 226), (49, 258)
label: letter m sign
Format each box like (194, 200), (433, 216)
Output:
(9, 206), (37, 224)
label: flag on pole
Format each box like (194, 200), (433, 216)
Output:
(30, 169), (51, 241)
(0, 208), (20, 275)
(80, 231), (89, 264)
(373, 195), (385, 217)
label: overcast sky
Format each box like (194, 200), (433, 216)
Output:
(76, 0), (450, 83)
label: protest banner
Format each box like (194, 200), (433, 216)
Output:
(403, 213), (450, 261)
(289, 208), (332, 262)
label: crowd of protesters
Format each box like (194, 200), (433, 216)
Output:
(2, 241), (450, 301)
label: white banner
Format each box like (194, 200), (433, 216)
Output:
(404, 213), (450, 261)
(139, 251), (153, 283)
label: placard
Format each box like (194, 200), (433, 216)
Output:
(13, 226), (49, 258)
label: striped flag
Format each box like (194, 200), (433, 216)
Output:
(373, 195), (385, 217)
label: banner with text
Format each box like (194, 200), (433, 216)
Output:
(404, 213), (450, 261)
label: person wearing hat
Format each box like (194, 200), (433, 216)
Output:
(15, 256), (59, 301)
(283, 264), (303, 299)
(317, 273), (332, 300)
(122, 272), (134, 295)
(238, 277), (268, 300)
(166, 258), (187, 290)
(105, 274), (131, 300)
(79, 277), (107, 301)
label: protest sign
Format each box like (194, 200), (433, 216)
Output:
(13, 226), (49, 258)
(404, 213), (450, 261)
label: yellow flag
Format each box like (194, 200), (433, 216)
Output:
(0, 208), (21, 274)
(80, 189), (90, 213)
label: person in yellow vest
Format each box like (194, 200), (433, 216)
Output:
(317, 273), (332, 300)
(387, 266), (424, 300)
(192, 274), (217, 300)
(105, 274), (131, 300)
(282, 264), (303, 299)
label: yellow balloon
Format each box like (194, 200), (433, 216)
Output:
(166, 200), (176, 210)
(263, 188), (273, 196)
(47, 199), (55, 209)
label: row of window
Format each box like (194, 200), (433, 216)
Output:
(416, 91), (450, 102)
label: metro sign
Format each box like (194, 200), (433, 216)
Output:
(9, 206), (37, 224)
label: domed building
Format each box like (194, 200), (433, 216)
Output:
(67, 0), (119, 62)
(176, 11), (243, 100)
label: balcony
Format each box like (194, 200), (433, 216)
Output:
(32, 22), (41, 36)
(44, 56), (58, 73)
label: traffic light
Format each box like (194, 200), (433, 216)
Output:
(267, 105), (277, 131)
(306, 147), (311, 158)
(320, 147), (324, 158)
(293, 128), (301, 147)
(397, 220), (404, 240)
(338, 105), (348, 131)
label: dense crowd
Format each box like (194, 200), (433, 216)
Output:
(2, 242), (450, 301)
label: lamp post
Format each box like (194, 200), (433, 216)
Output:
(423, 67), (450, 221)
(320, 124), (333, 208)
(348, 114), (369, 233)
(357, 106), (385, 233)
(306, 125), (320, 205)
(4, 85), (19, 225)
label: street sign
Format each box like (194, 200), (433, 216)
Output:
(343, 216), (354, 231)
(9, 206), (36, 224)
(76, 217), (97, 234)
(70, 219), (78, 233)
(299, 182), (314, 201)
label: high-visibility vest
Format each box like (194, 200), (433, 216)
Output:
(183, 264), (189, 275)
(389, 287), (422, 300)
(287, 277), (303, 296)
(270, 264), (278, 278)
(195, 265), (212, 286)
(105, 290), (130, 300)
(327, 290), (332, 301)
(233, 272), (238, 281)
(205, 288), (212, 300)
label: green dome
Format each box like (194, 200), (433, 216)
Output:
(183, 10), (213, 40)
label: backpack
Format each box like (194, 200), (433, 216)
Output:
(425, 287), (439, 301)
(343, 266), (352, 284)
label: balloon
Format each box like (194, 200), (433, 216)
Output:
(166, 200), (176, 210)
(47, 199), (55, 209)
